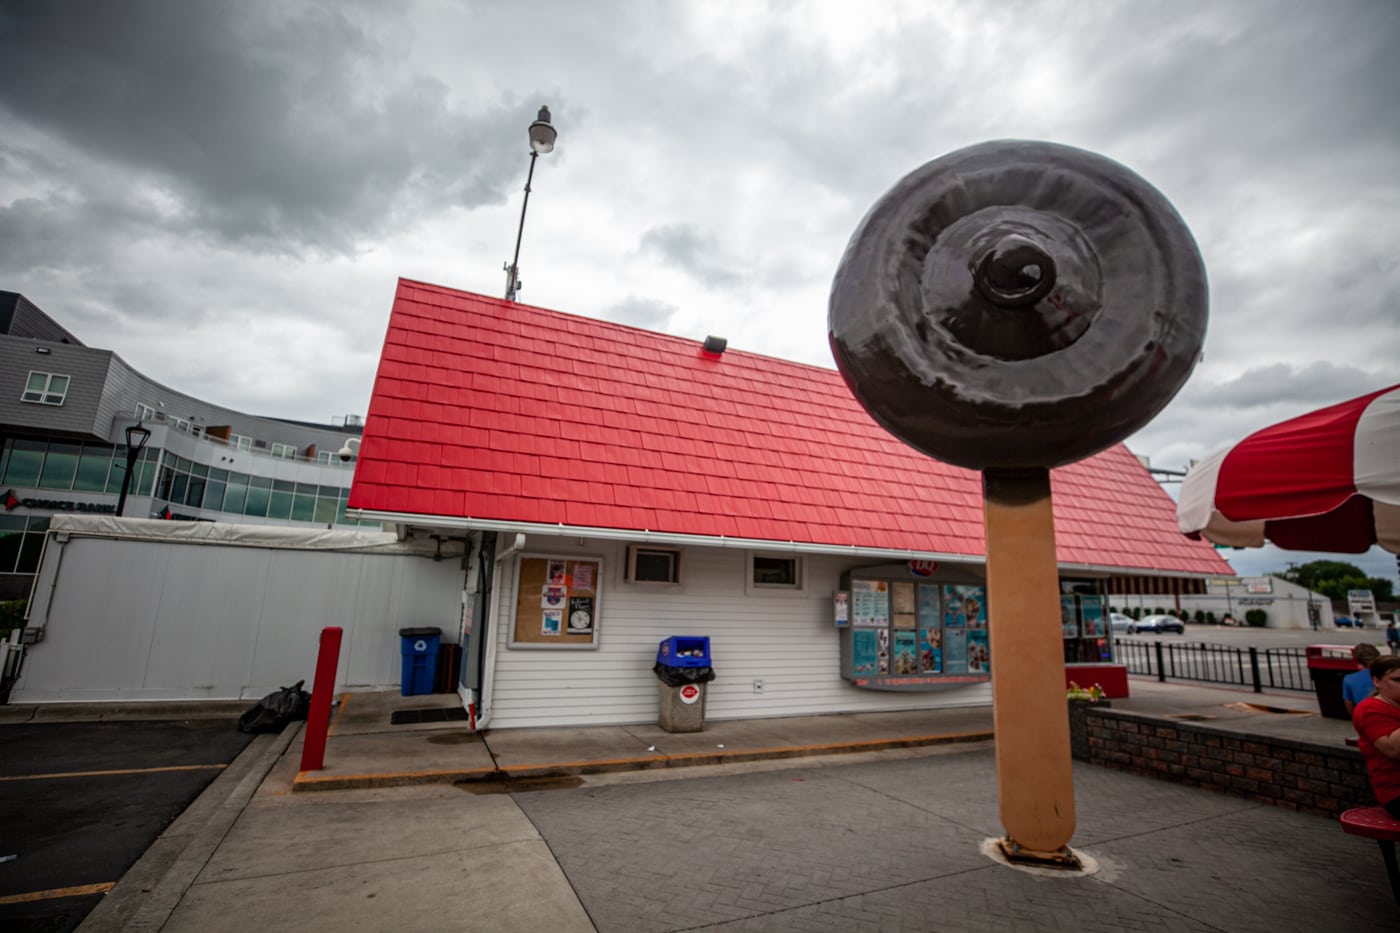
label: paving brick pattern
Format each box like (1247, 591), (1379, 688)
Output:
(514, 746), (1396, 933)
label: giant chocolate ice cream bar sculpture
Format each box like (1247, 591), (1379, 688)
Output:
(829, 140), (1207, 867)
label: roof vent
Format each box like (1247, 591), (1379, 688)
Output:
(702, 335), (727, 355)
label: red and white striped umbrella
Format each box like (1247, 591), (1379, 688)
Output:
(1178, 383), (1400, 554)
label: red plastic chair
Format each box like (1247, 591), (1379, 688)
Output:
(1340, 806), (1400, 906)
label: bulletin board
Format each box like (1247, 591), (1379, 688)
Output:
(510, 555), (603, 648)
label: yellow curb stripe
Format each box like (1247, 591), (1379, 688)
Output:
(326, 692), (352, 737)
(293, 766), (497, 787)
(0, 882), (115, 905)
(290, 730), (993, 791)
(505, 731), (993, 774)
(0, 763), (227, 783)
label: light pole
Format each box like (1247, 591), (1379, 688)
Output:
(116, 422), (151, 517)
(504, 105), (558, 302)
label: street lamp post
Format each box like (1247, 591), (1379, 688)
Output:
(116, 422), (151, 517)
(504, 106), (558, 302)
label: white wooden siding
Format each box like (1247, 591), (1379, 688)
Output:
(484, 535), (991, 729)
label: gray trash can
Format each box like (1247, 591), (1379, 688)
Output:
(654, 636), (714, 733)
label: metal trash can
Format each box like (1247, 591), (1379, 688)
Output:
(653, 636), (715, 733)
(399, 627), (442, 697)
(1306, 644), (1358, 719)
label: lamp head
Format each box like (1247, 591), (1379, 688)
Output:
(126, 422), (151, 451)
(528, 106), (557, 154)
(336, 436), (361, 462)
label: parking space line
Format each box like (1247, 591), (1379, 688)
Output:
(327, 692), (351, 736)
(0, 882), (115, 905)
(0, 763), (227, 783)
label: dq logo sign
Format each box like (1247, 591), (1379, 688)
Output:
(679, 684), (701, 704)
(907, 559), (938, 578)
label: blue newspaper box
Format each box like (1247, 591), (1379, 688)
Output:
(656, 636), (711, 668)
(399, 627), (441, 697)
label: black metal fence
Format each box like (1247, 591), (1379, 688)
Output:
(1112, 639), (1312, 693)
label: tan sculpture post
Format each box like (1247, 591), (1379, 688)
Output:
(828, 140), (1208, 865)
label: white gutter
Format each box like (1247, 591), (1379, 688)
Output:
(347, 509), (1222, 578)
(473, 532), (527, 731)
(347, 509), (982, 565)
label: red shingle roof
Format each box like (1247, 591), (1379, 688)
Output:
(349, 279), (1230, 576)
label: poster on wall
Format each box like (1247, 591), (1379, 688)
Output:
(1080, 595), (1105, 638)
(852, 579), (889, 626)
(1060, 595), (1080, 638)
(852, 629), (878, 674)
(892, 631), (918, 674)
(944, 628), (968, 673)
(834, 591), (850, 627)
(966, 630), (989, 672)
(877, 629), (891, 673)
(916, 584), (941, 629)
(568, 596), (594, 634)
(942, 585), (986, 628)
(511, 556), (603, 648)
(919, 627), (943, 673)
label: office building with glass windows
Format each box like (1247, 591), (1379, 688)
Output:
(0, 291), (370, 599)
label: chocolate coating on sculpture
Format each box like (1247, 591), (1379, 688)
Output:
(828, 140), (1208, 471)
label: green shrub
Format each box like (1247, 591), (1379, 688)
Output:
(1194, 610), (1205, 623)
(1245, 608), (1268, 627)
(0, 600), (26, 637)
(1205, 610), (1216, 624)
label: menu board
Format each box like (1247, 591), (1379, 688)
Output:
(1079, 595), (1106, 638)
(851, 579), (889, 626)
(1061, 595), (1080, 639)
(511, 556), (602, 647)
(839, 574), (989, 690)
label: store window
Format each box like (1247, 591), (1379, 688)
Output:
(21, 371), (70, 405)
(0, 514), (49, 575)
(748, 553), (804, 592)
(244, 476), (272, 517)
(2, 439), (47, 486)
(625, 545), (682, 584)
(37, 442), (80, 489)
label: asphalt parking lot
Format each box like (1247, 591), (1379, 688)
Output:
(0, 719), (253, 933)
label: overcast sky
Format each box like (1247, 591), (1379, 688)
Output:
(2, 1), (1396, 584)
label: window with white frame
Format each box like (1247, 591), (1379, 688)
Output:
(229, 434), (253, 451)
(21, 371), (70, 405)
(134, 403), (156, 421)
(625, 545), (682, 584)
(173, 418), (190, 433)
(746, 552), (806, 593)
(316, 450), (335, 464)
(270, 443), (297, 459)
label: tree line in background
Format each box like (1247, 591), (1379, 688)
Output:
(1271, 560), (1394, 602)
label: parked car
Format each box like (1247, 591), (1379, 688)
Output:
(1109, 612), (1134, 634)
(1130, 614), (1185, 635)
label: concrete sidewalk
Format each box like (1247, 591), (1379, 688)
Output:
(65, 679), (1392, 932)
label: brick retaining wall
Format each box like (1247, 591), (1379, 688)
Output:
(1084, 707), (1373, 817)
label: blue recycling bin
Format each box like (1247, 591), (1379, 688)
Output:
(399, 627), (441, 696)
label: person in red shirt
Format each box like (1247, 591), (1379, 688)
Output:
(1353, 656), (1400, 818)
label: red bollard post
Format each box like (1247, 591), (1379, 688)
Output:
(300, 626), (343, 773)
